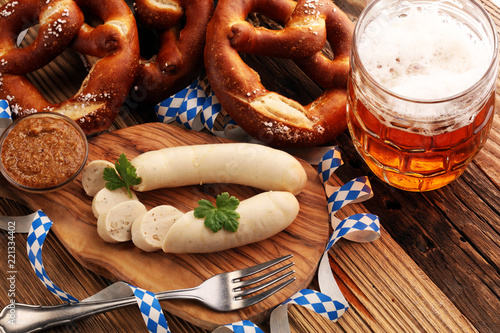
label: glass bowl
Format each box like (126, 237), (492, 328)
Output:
(0, 112), (88, 193)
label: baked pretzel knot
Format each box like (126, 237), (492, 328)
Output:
(205, 0), (354, 147)
(0, 0), (140, 135)
(132, 0), (214, 104)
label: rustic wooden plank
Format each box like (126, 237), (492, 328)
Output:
(334, 129), (500, 333)
(475, 117), (500, 188)
(323, 181), (481, 332)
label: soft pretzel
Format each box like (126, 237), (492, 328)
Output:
(132, 0), (213, 104)
(0, 0), (84, 74)
(205, 0), (354, 147)
(0, 0), (140, 135)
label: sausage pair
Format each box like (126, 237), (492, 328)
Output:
(83, 143), (307, 253)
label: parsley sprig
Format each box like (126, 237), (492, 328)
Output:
(194, 192), (241, 233)
(103, 153), (142, 198)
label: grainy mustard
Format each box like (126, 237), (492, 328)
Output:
(1, 115), (86, 188)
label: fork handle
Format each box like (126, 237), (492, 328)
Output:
(1, 298), (137, 333)
(1, 288), (201, 333)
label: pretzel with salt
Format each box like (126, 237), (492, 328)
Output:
(132, 0), (214, 104)
(0, 0), (84, 74)
(0, 0), (140, 135)
(205, 0), (354, 147)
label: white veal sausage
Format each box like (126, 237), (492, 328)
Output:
(131, 205), (184, 252)
(81, 160), (115, 196)
(92, 187), (138, 219)
(162, 191), (300, 253)
(97, 200), (147, 243)
(130, 143), (307, 195)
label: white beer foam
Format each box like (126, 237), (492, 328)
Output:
(358, 5), (490, 112)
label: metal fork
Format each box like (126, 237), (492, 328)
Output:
(0, 211), (38, 234)
(0, 255), (295, 333)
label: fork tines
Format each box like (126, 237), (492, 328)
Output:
(232, 255), (295, 306)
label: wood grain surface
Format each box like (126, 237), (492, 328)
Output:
(0, 0), (499, 332)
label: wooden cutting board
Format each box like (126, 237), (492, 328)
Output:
(4, 122), (330, 330)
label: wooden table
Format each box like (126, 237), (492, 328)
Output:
(1, 0), (499, 332)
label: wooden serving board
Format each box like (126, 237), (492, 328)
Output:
(4, 123), (330, 330)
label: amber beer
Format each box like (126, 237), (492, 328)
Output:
(347, 0), (498, 191)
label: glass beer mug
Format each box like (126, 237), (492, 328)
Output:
(347, 0), (498, 191)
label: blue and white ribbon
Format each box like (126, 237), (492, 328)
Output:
(215, 320), (266, 333)
(154, 79), (252, 143)
(176, 81), (205, 131)
(156, 80), (220, 133)
(27, 211), (79, 303)
(128, 285), (171, 333)
(266, 146), (380, 332)
(283, 288), (347, 321)
(0, 99), (12, 133)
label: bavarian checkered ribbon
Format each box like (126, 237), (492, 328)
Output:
(0, 99), (12, 133)
(264, 146), (380, 332)
(214, 320), (266, 333)
(25, 210), (170, 332)
(155, 79), (243, 140)
(156, 79), (222, 133)
(128, 285), (171, 333)
(27, 210), (79, 303)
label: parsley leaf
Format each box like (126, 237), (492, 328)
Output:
(103, 153), (141, 198)
(194, 192), (241, 233)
